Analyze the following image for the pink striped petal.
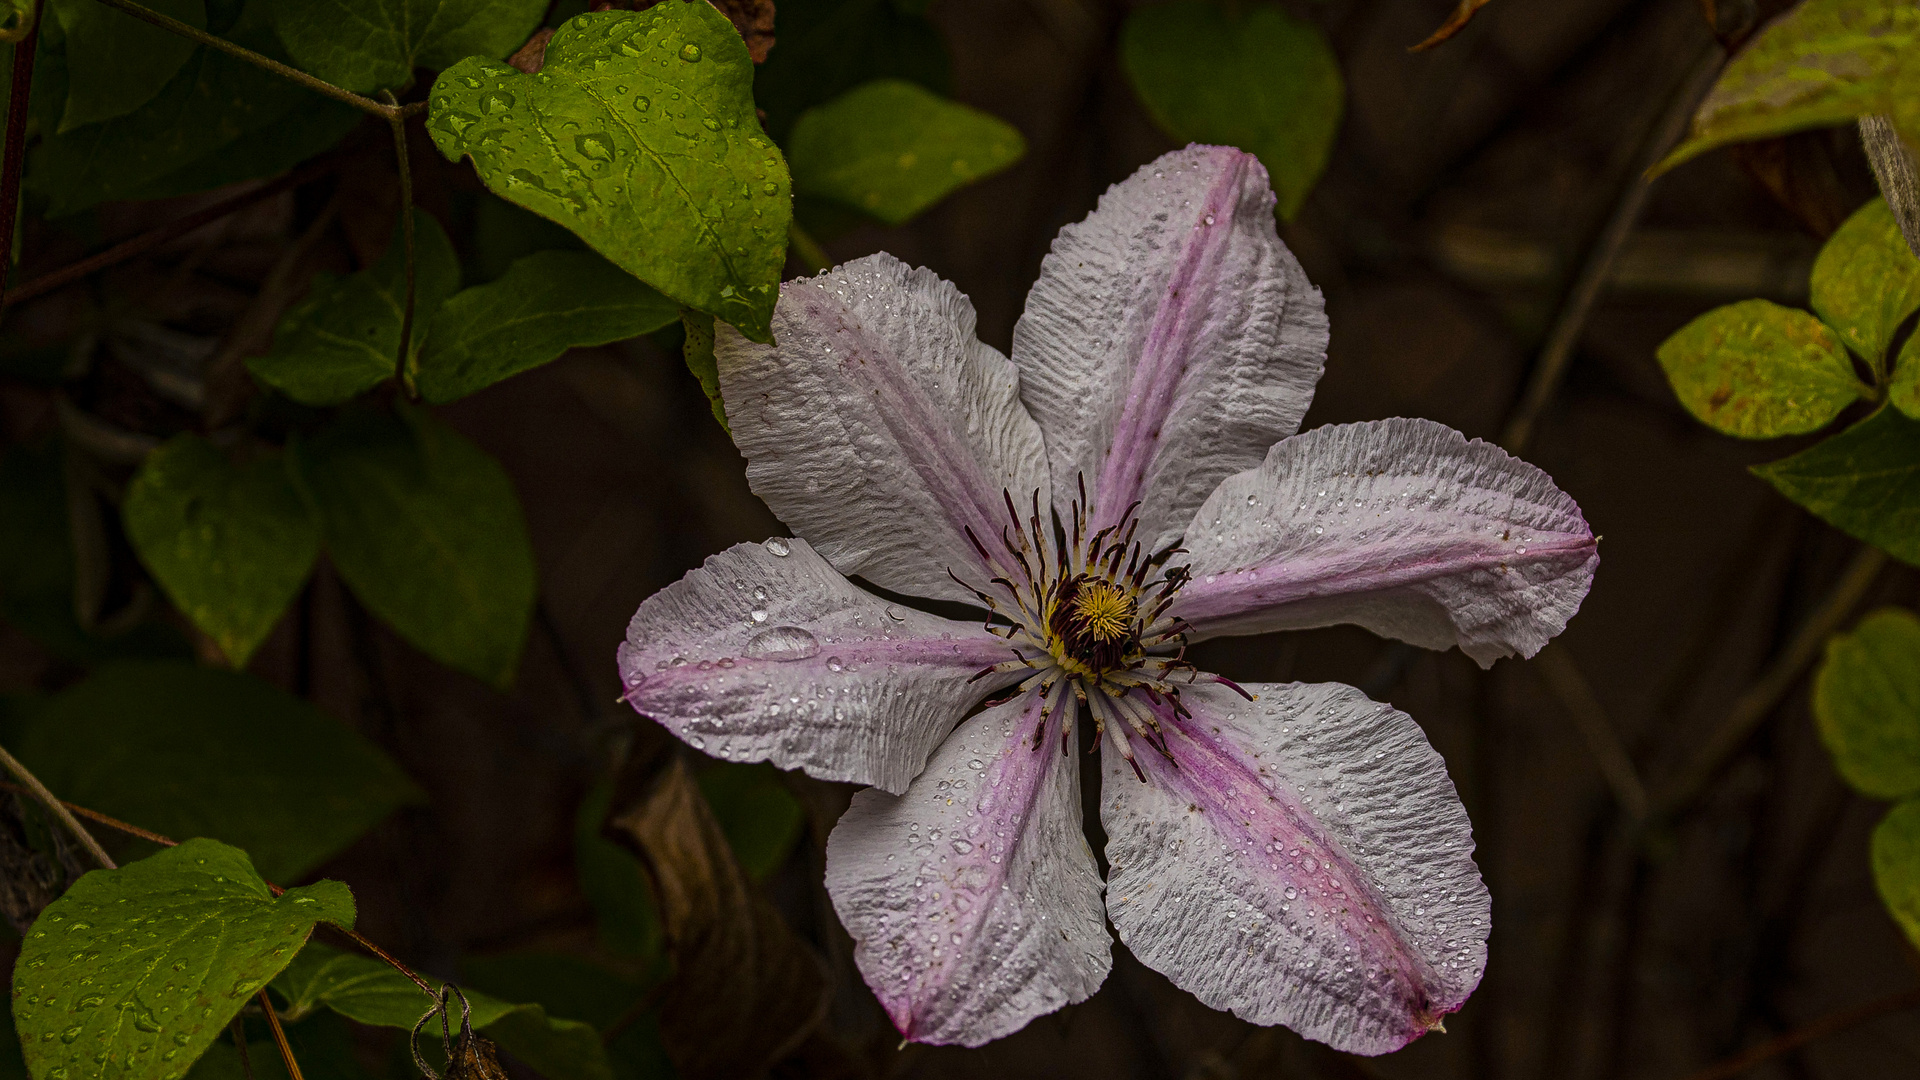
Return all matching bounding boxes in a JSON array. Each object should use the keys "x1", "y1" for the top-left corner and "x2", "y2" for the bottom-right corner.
[
  {"x1": 1012, "y1": 145, "x2": 1327, "y2": 550},
  {"x1": 826, "y1": 688, "x2": 1110, "y2": 1045},
  {"x1": 718, "y1": 254, "x2": 1050, "y2": 607},
  {"x1": 618, "y1": 538, "x2": 1020, "y2": 793},
  {"x1": 1103, "y1": 681, "x2": 1487, "y2": 1055},
  {"x1": 1171, "y1": 418, "x2": 1597, "y2": 666}
]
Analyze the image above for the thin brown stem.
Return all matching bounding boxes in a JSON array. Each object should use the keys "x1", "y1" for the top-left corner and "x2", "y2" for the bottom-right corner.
[
  {"x1": 1653, "y1": 544, "x2": 1887, "y2": 818},
  {"x1": 1500, "y1": 42, "x2": 1724, "y2": 454},
  {"x1": 2, "y1": 138, "x2": 374, "y2": 310},
  {"x1": 0, "y1": 744, "x2": 116, "y2": 869},
  {"x1": 382, "y1": 90, "x2": 419, "y2": 394},
  {"x1": 1679, "y1": 986, "x2": 1920, "y2": 1080},
  {"x1": 257, "y1": 990, "x2": 306, "y2": 1080},
  {"x1": 1535, "y1": 645, "x2": 1650, "y2": 821},
  {"x1": 85, "y1": 0, "x2": 424, "y2": 122},
  {"x1": 0, "y1": 6, "x2": 41, "y2": 304},
  {"x1": 230, "y1": 1018, "x2": 257, "y2": 1080},
  {"x1": 0, "y1": 779, "x2": 176, "y2": 847}
]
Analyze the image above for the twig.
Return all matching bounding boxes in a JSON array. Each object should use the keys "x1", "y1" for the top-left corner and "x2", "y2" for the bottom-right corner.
[
  {"x1": 1860, "y1": 116, "x2": 1920, "y2": 258},
  {"x1": 381, "y1": 91, "x2": 421, "y2": 395},
  {"x1": 0, "y1": 5, "x2": 40, "y2": 305},
  {"x1": 0, "y1": 777, "x2": 437, "y2": 995},
  {"x1": 1535, "y1": 645, "x2": 1650, "y2": 821},
  {"x1": 1500, "y1": 42, "x2": 1724, "y2": 454},
  {"x1": 1679, "y1": 986, "x2": 1920, "y2": 1080},
  {"x1": 231, "y1": 1017, "x2": 257, "y2": 1080},
  {"x1": 786, "y1": 222, "x2": 831, "y2": 276},
  {"x1": 87, "y1": 0, "x2": 421, "y2": 121},
  {"x1": 257, "y1": 990, "x2": 306, "y2": 1080},
  {"x1": 0, "y1": 744, "x2": 116, "y2": 869},
  {"x1": 1653, "y1": 544, "x2": 1887, "y2": 818},
  {"x1": 2, "y1": 138, "x2": 377, "y2": 310}
]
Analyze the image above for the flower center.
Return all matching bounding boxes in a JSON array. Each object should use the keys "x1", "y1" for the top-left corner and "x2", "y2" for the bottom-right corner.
[{"x1": 1050, "y1": 575, "x2": 1140, "y2": 676}]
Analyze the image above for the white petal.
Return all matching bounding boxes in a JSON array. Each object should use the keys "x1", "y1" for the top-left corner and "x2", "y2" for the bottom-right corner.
[
  {"x1": 1011, "y1": 145, "x2": 1327, "y2": 549},
  {"x1": 1102, "y1": 682, "x2": 1488, "y2": 1055},
  {"x1": 1171, "y1": 418, "x2": 1597, "y2": 666},
  {"x1": 826, "y1": 689, "x2": 1110, "y2": 1046},
  {"x1": 618, "y1": 538, "x2": 1022, "y2": 793},
  {"x1": 718, "y1": 254, "x2": 1051, "y2": 606}
]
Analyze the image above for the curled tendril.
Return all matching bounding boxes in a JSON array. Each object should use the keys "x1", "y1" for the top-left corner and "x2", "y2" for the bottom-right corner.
[{"x1": 409, "y1": 983, "x2": 473, "y2": 1080}]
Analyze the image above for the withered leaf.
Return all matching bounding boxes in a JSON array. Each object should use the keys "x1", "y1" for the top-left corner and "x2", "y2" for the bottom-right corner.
[
  {"x1": 608, "y1": 758, "x2": 827, "y2": 1080},
  {"x1": 1410, "y1": 0, "x2": 1494, "y2": 52},
  {"x1": 508, "y1": 28, "x2": 554, "y2": 74},
  {"x1": 445, "y1": 1032, "x2": 510, "y2": 1080}
]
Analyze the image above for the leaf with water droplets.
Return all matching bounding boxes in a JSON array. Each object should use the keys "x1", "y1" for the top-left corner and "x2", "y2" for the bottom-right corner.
[
  {"x1": 13, "y1": 839, "x2": 354, "y2": 1080},
  {"x1": 272, "y1": 0, "x2": 546, "y2": 94},
  {"x1": 786, "y1": 79, "x2": 1024, "y2": 226},
  {"x1": 427, "y1": 7, "x2": 790, "y2": 342},
  {"x1": 415, "y1": 250, "x2": 678, "y2": 403},
  {"x1": 122, "y1": 437, "x2": 321, "y2": 667}
]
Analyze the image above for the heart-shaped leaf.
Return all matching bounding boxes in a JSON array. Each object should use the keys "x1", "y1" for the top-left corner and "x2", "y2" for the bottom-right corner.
[
  {"x1": 1814, "y1": 608, "x2": 1920, "y2": 800},
  {"x1": 47, "y1": 0, "x2": 203, "y2": 131},
  {"x1": 295, "y1": 406, "x2": 536, "y2": 687},
  {"x1": 427, "y1": 7, "x2": 790, "y2": 341},
  {"x1": 14, "y1": 662, "x2": 423, "y2": 882},
  {"x1": 1120, "y1": 1, "x2": 1343, "y2": 219},
  {"x1": 1656, "y1": 298, "x2": 1862, "y2": 439},
  {"x1": 1811, "y1": 197, "x2": 1920, "y2": 368},
  {"x1": 1873, "y1": 798, "x2": 1920, "y2": 949},
  {"x1": 123, "y1": 437, "x2": 320, "y2": 667},
  {"x1": 787, "y1": 79, "x2": 1024, "y2": 226},
  {"x1": 249, "y1": 215, "x2": 462, "y2": 407},
  {"x1": 416, "y1": 250, "x2": 678, "y2": 404},
  {"x1": 13, "y1": 839, "x2": 354, "y2": 1080}
]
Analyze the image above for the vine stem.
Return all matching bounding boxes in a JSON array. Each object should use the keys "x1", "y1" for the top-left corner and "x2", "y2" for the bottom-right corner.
[
  {"x1": 86, "y1": 0, "x2": 425, "y2": 122},
  {"x1": 0, "y1": 778, "x2": 437, "y2": 996},
  {"x1": 230, "y1": 1018, "x2": 256, "y2": 1080},
  {"x1": 0, "y1": 1, "x2": 40, "y2": 306},
  {"x1": 0, "y1": 744, "x2": 116, "y2": 870},
  {"x1": 256, "y1": 991, "x2": 306, "y2": 1080},
  {"x1": 382, "y1": 90, "x2": 419, "y2": 395},
  {"x1": 1679, "y1": 985, "x2": 1920, "y2": 1080}
]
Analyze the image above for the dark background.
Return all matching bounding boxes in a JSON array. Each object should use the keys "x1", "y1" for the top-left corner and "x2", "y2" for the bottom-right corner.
[{"x1": 3, "y1": 0, "x2": 1918, "y2": 1077}]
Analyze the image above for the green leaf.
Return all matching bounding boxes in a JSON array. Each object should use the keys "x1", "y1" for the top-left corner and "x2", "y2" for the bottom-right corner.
[
  {"x1": 249, "y1": 215, "x2": 462, "y2": 407},
  {"x1": 183, "y1": 1013, "x2": 357, "y2": 1080},
  {"x1": 1658, "y1": 0, "x2": 1920, "y2": 173},
  {"x1": 26, "y1": 7, "x2": 359, "y2": 216},
  {"x1": 752, "y1": 0, "x2": 949, "y2": 143},
  {"x1": 123, "y1": 437, "x2": 321, "y2": 667},
  {"x1": 575, "y1": 778, "x2": 660, "y2": 960},
  {"x1": 272, "y1": 944, "x2": 612, "y2": 1080},
  {"x1": 1893, "y1": 330, "x2": 1920, "y2": 419},
  {"x1": 1754, "y1": 405, "x2": 1920, "y2": 565},
  {"x1": 271, "y1": 0, "x2": 545, "y2": 94},
  {"x1": 14, "y1": 662, "x2": 423, "y2": 882},
  {"x1": 678, "y1": 309, "x2": 727, "y2": 433},
  {"x1": 1811, "y1": 197, "x2": 1920, "y2": 368},
  {"x1": 416, "y1": 250, "x2": 678, "y2": 403},
  {"x1": 427, "y1": 7, "x2": 790, "y2": 342},
  {"x1": 47, "y1": 0, "x2": 204, "y2": 131},
  {"x1": 1813, "y1": 608, "x2": 1920, "y2": 799},
  {"x1": 13, "y1": 839, "x2": 354, "y2": 1080},
  {"x1": 696, "y1": 764, "x2": 803, "y2": 882},
  {"x1": 1655, "y1": 298, "x2": 1862, "y2": 438},
  {"x1": 469, "y1": 192, "x2": 586, "y2": 283},
  {"x1": 786, "y1": 79, "x2": 1022, "y2": 226},
  {"x1": 296, "y1": 406, "x2": 536, "y2": 687},
  {"x1": 1872, "y1": 798, "x2": 1920, "y2": 948},
  {"x1": 1120, "y1": 1, "x2": 1344, "y2": 220},
  {"x1": 458, "y1": 953, "x2": 645, "y2": 1031}
]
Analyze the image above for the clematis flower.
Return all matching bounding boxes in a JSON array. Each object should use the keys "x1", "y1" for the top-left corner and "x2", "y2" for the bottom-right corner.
[{"x1": 618, "y1": 145, "x2": 1597, "y2": 1055}]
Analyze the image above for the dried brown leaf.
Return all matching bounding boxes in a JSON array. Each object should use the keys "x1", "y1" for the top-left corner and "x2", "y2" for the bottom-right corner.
[
  {"x1": 508, "y1": 28, "x2": 554, "y2": 74},
  {"x1": 608, "y1": 759, "x2": 827, "y2": 1080},
  {"x1": 1409, "y1": 0, "x2": 1494, "y2": 52}
]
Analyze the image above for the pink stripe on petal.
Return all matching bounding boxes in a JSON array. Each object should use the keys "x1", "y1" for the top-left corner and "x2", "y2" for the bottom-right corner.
[
  {"x1": 826, "y1": 689, "x2": 1110, "y2": 1046},
  {"x1": 1103, "y1": 682, "x2": 1487, "y2": 1055}
]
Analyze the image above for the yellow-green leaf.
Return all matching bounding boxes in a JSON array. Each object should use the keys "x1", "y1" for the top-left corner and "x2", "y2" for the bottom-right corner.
[
  {"x1": 1656, "y1": 298, "x2": 1861, "y2": 438},
  {"x1": 1872, "y1": 798, "x2": 1920, "y2": 948},
  {"x1": 1813, "y1": 608, "x2": 1920, "y2": 799},
  {"x1": 1811, "y1": 197, "x2": 1920, "y2": 367}
]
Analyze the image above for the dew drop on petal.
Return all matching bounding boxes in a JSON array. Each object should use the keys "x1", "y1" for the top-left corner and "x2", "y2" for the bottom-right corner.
[
  {"x1": 744, "y1": 626, "x2": 821, "y2": 661},
  {"x1": 763, "y1": 538, "x2": 791, "y2": 557}
]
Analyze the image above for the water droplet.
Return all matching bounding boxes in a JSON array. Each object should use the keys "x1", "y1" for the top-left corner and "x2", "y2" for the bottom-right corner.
[
  {"x1": 743, "y1": 626, "x2": 821, "y2": 661},
  {"x1": 752, "y1": 585, "x2": 769, "y2": 601},
  {"x1": 1204, "y1": 214, "x2": 1216, "y2": 225},
  {"x1": 826, "y1": 656, "x2": 844, "y2": 672},
  {"x1": 575, "y1": 133, "x2": 615, "y2": 162},
  {"x1": 951, "y1": 839, "x2": 973, "y2": 854},
  {"x1": 749, "y1": 608, "x2": 769, "y2": 623},
  {"x1": 761, "y1": 181, "x2": 778, "y2": 195},
  {"x1": 680, "y1": 43, "x2": 702, "y2": 61},
  {"x1": 60, "y1": 1027, "x2": 81, "y2": 1045},
  {"x1": 634, "y1": 96, "x2": 651, "y2": 112},
  {"x1": 702, "y1": 117, "x2": 720, "y2": 131},
  {"x1": 480, "y1": 90, "x2": 514, "y2": 114},
  {"x1": 763, "y1": 537, "x2": 791, "y2": 557}
]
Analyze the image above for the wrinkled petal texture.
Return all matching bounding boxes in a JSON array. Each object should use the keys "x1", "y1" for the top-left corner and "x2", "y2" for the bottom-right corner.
[
  {"x1": 826, "y1": 690, "x2": 1110, "y2": 1046},
  {"x1": 1102, "y1": 682, "x2": 1488, "y2": 1055},
  {"x1": 619, "y1": 538, "x2": 1018, "y2": 793},
  {"x1": 717, "y1": 254, "x2": 1052, "y2": 606},
  {"x1": 1171, "y1": 418, "x2": 1597, "y2": 666},
  {"x1": 1012, "y1": 144, "x2": 1327, "y2": 550}
]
